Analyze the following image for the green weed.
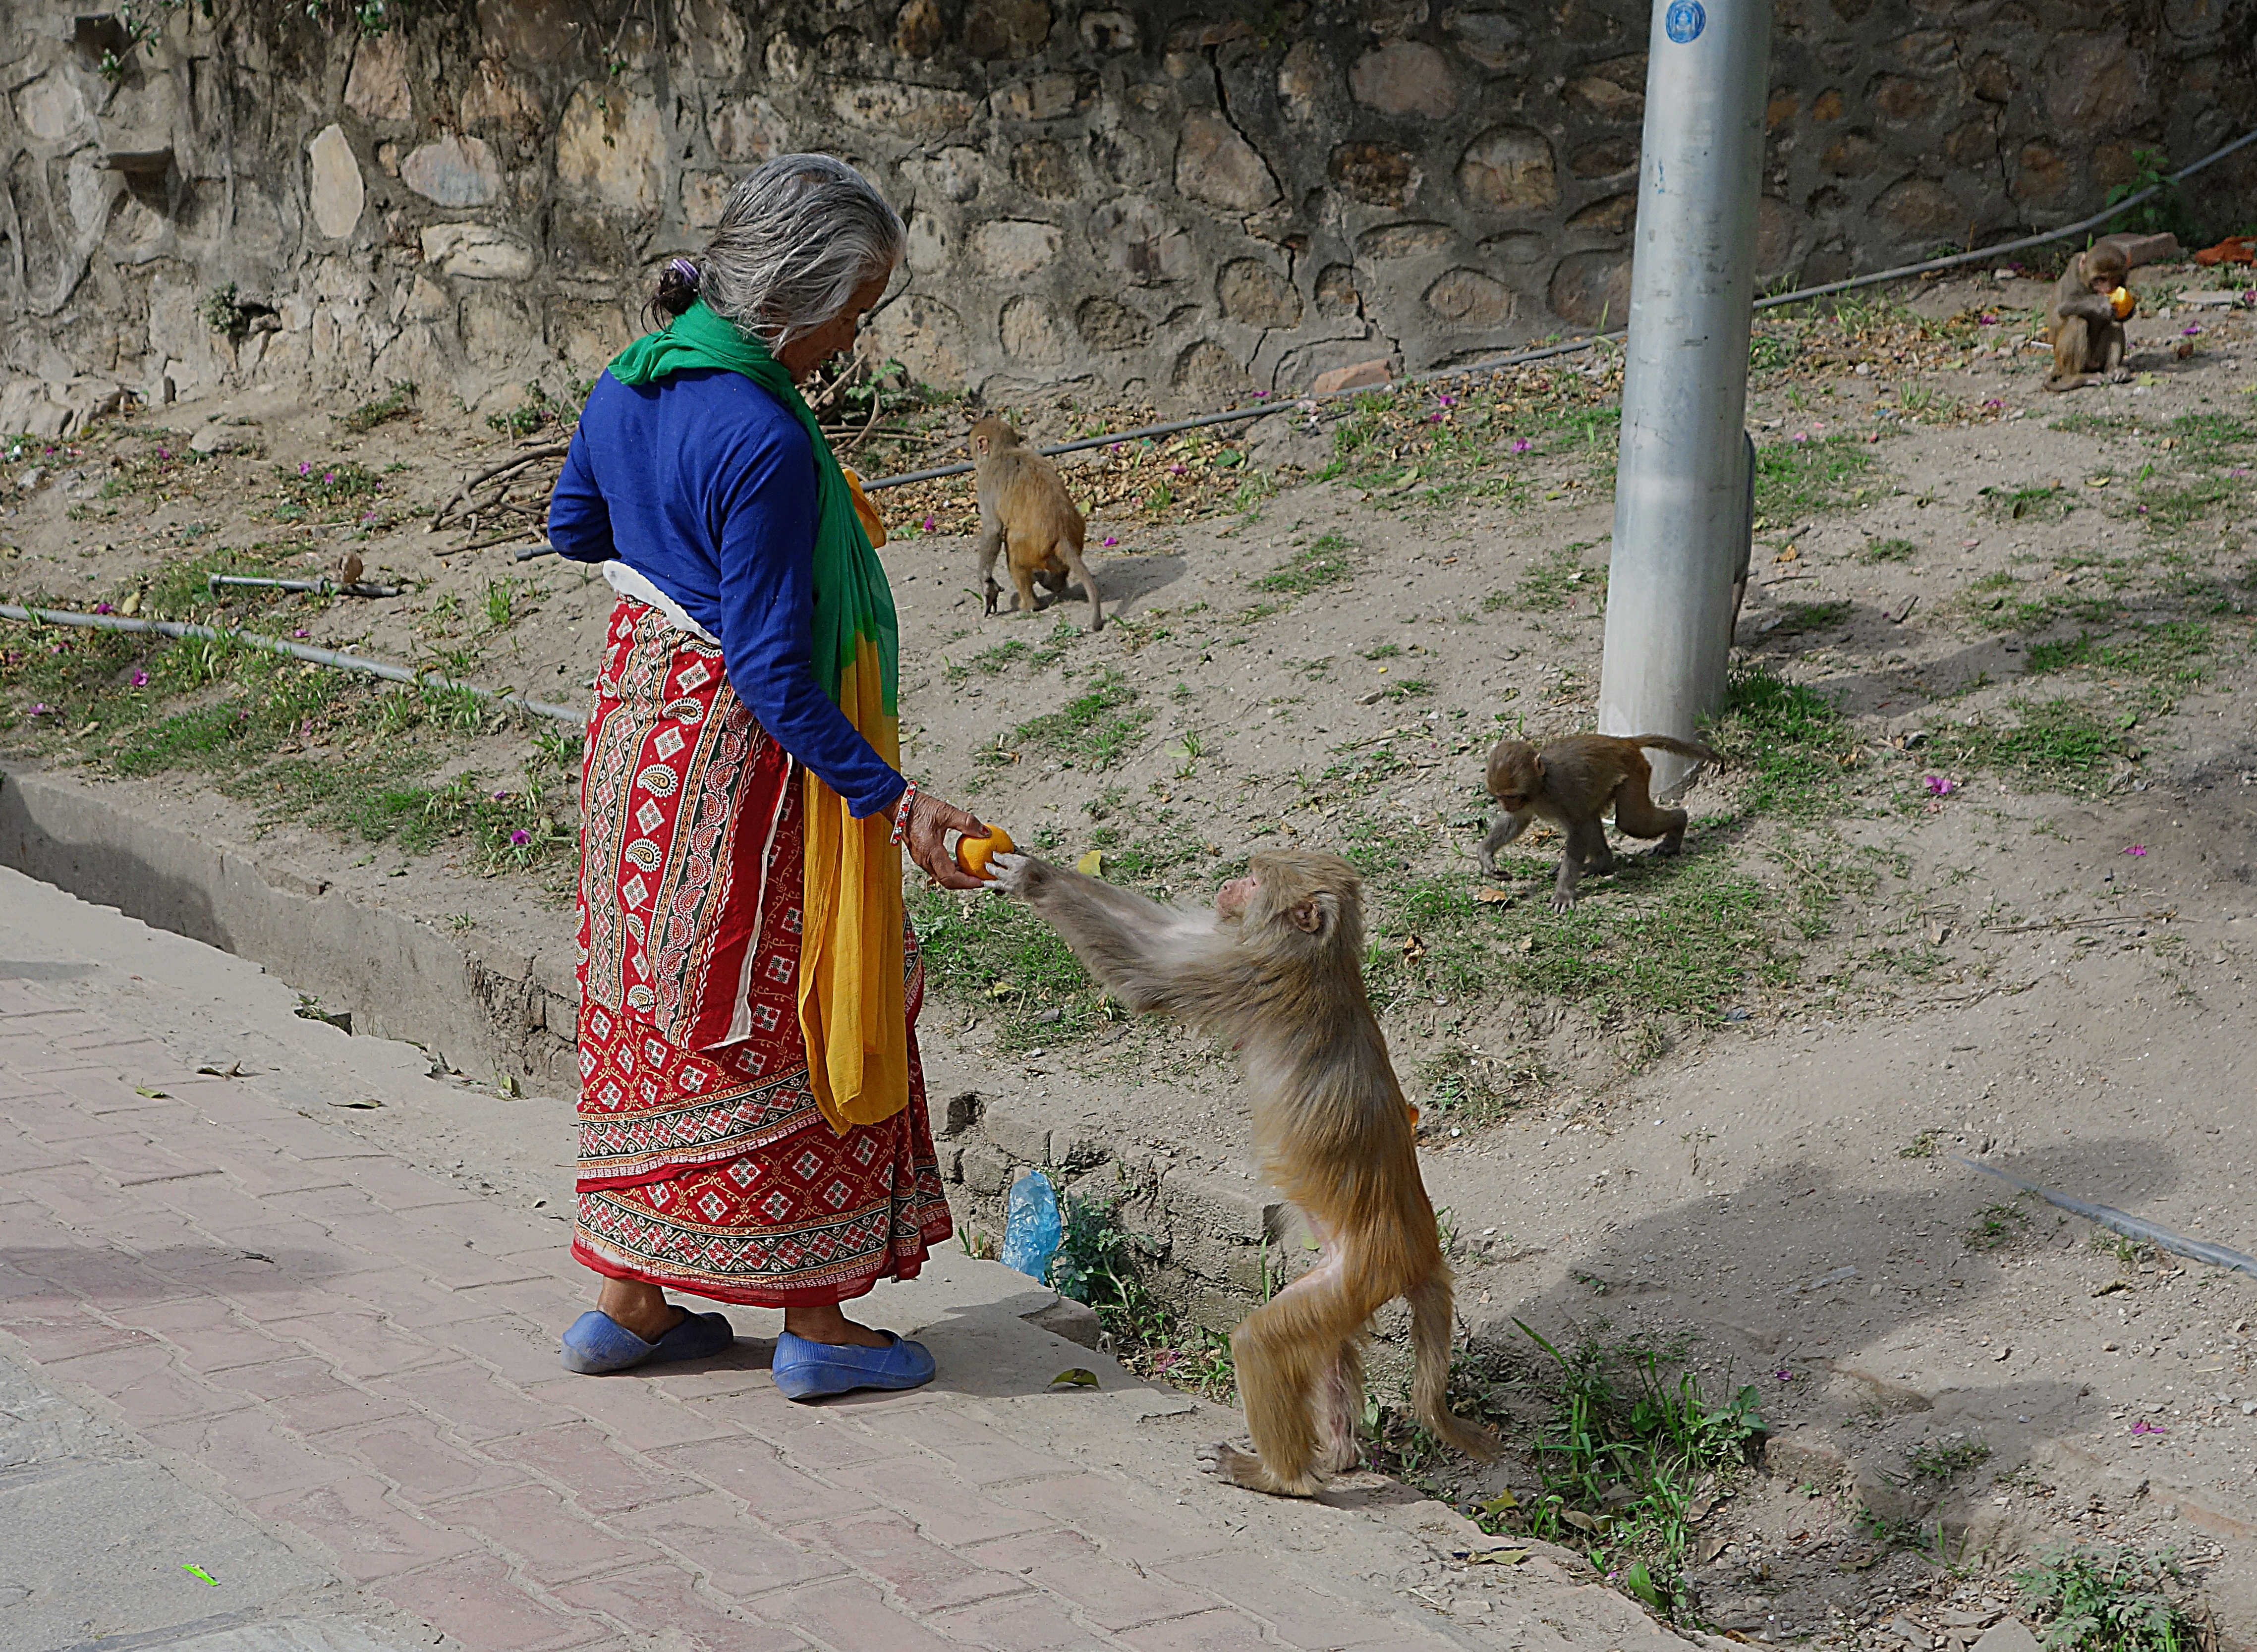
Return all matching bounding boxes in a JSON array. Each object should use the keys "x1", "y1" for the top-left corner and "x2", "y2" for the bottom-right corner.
[
  {"x1": 1981, "y1": 482, "x2": 2073, "y2": 523},
  {"x1": 2013, "y1": 1543, "x2": 2205, "y2": 1652},
  {"x1": 1754, "y1": 434, "x2": 1880, "y2": 519},
  {"x1": 1929, "y1": 698, "x2": 2135, "y2": 792},
  {"x1": 1512, "y1": 542, "x2": 1604, "y2": 611},
  {"x1": 1906, "y1": 1435, "x2": 1993, "y2": 1480},
  {"x1": 336, "y1": 381, "x2": 416, "y2": 434},
  {"x1": 1863, "y1": 537, "x2": 1918, "y2": 563},
  {"x1": 986, "y1": 669, "x2": 1151, "y2": 771},
  {"x1": 1256, "y1": 533, "x2": 1358, "y2": 595},
  {"x1": 1708, "y1": 667, "x2": 1858, "y2": 822}
]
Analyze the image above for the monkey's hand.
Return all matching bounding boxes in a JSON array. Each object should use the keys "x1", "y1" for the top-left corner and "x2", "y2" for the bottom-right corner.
[{"x1": 983, "y1": 850, "x2": 1043, "y2": 896}]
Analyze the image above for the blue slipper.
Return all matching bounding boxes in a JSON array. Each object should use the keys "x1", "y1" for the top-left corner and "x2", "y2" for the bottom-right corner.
[
  {"x1": 561, "y1": 1309, "x2": 735, "y2": 1375},
  {"x1": 771, "y1": 1329, "x2": 936, "y2": 1401}
]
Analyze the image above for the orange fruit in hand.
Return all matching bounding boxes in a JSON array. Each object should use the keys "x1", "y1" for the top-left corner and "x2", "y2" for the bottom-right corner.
[
  {"x1": 955, "y1": 826, "x2": 1016, "y2": 879},
  {"x1": 2110, "y1": 286, "x2": 2135, "y2": 321}
]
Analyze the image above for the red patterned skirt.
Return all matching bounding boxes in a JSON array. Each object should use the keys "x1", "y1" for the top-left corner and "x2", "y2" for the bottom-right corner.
[{"x1": 570, "y1": 599, "x2": 953, "y2": 1307}]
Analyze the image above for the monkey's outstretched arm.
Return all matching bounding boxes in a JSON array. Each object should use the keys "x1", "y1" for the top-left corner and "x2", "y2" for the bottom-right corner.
[
  {"x1": 989, "y1": 853, "x2": 1218, "y2": 1016},
  {"x1": 2056, "y1": 291, "x2": 2117, "y2": 325}
]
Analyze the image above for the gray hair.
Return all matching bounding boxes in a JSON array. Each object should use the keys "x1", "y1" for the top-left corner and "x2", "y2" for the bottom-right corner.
[{"x1": 694, "y1": 155, "x2": 904, "y2": 350}]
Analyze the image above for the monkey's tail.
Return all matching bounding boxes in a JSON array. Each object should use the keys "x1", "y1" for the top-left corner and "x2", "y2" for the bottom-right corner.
[
  {"x1": 1408, "y1": 1271, "x2": 1501, "y2": 1462},
  {"x1": 1631, "y1": 734, "x2": 1720, "y2": 765}
]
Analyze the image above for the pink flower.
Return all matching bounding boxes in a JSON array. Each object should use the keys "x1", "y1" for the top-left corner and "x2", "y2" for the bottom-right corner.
[
  {"x1": 508, "y1": 828, "x2": 532, "y2": 846},
  {"x1": 2132, "y1": 1418, "x2": 2166, "y2": 1435},
  {"x1": 1924, "y1": 775, "x2": 1954, "y2": 796},
  {"x1": 1428, "y1": 413, "x2": 1444, "y2": 424},
  {"x1": 1168, "y1": 462, "x2": 1186, "y2": 476},
  {"x1": 1252, "y1": 390, "x2": 1269, "y2": 400},
  {"x1": 1793, "y1": 431, "x2": 1809, "y2": 443},
  {"x1": 129, "y1": 669, "x2": 148, "y2": 687},
  {"x1": 1983, "y1": 398, "x2": 2004, "y2": 411},
  {"x1": 1774, "y1": 1367, "x2": 1794, "y2": 1382},
  {"x1": 292, "y1": 629, "x2": 309, "y2": 639},
  {"x1": 2124, "y1": 844, "x2": 2147, "y2": 857},
  {"x1": 299, "y1": 461, "x2": 311, "y2": 475},
  {"x1": 1101, "y1": 535, "x2": 1119, "y2": 547},
  {"x1": 156, "y1": 446, "x2": 170, "y2": 459},
  {"x1": 920, "y1": 514, "x2": 937, "y2": 533},
  {"x1": 1437, "y1": 394, "x2": 1456, "y2": 407},
  {"x1": 492, "y1": 790, "x2": 510, "y2": 801},
  {"x1": 29, "y1": 702, "x2": 48, "y2": 716},
  {"x1": 94, "y1": 601, "x2": 113, "y2": 614},
  {"x1": 2182, "y1": 323, "x2": 2201, "y2": 336},
  {"x1": 1510, "y1": 438, "x2": 1532, "y2": 454},
  {"x1": 322, "y1": 471, "x2": 335, "y2": 484}
]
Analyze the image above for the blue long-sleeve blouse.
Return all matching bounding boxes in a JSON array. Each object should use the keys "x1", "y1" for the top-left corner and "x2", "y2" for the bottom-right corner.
[{"x1": 547, "y1": 367, "x2": 904, "y2": 818}]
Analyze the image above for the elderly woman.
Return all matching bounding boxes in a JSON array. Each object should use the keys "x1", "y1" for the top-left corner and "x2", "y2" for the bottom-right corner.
[{"x1": 545, "y1": 155, "x2": 987, "y2": 1400}]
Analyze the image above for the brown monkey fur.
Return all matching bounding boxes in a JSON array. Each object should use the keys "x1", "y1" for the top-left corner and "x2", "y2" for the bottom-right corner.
[
  {"x1": 1480, "y1": 732, "x2": 1718, "y2": 912},
  {"x1": 968, "y1": 415, "x2": 1103, "y2": 631},
  {"x1": 2045, "y1": 238, "x2": 2138, "y2": 392},
  {"x1": 989, "y1": 847, "x2": 1497, "y2": 1496}
]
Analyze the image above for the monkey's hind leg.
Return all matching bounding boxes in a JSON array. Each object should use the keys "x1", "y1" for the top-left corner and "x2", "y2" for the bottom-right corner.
[
  {"x1": 1408, "y1": 1272, "x2": 1499, "y2": 1462},
  {"x1": 1199, "y1": 1257, "x2": 1351, "y2": 1497},
  {"x1": 1314, "y1": 1341, "x2": 1366, "y2": 1476},
  {"x1": 1008, "y1": 555, "x2": 1043, "y2": 618},
  {"x1": 1551, "y1": 818, "x2": 1613, "y2": 913},
  {"x1": 2046, "y1": 317, "x2": 2093, "y2": 392},
  {"x1": 2099, "y1": 321, "x2": 2131, "y2": 384},
  {"x1": 1612, "y1": 773, "x2": 1691, "y2": 857},
  {"x1": 1055, "y1": 539, "x2": 1104, "y2": 632}
]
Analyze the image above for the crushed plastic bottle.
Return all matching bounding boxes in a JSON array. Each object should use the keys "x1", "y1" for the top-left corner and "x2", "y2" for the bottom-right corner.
[{"x1": 998, "y1": 1168, "x2": 1062, "y2": 1282}]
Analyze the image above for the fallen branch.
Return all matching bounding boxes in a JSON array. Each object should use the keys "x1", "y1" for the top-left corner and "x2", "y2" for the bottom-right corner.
[
  {"x1": 431, "y1": 442, "x2": 570, "y2": 530},
  {"x1": 1987, "y1": 907, "x2": 2176, "y2": 935}
]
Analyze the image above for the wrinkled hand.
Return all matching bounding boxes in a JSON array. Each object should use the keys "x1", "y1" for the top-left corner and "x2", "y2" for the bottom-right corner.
[{"x1": 901, "y1": 790, "x2": 989, "y2": 891}]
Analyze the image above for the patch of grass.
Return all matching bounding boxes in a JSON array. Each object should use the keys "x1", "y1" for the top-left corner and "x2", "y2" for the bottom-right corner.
[
  {"x1": 908, "y1": 885, "x2": 1097, "y2": 1052},
  {"x1": 1507, "y1": 1324, "x2": 1768, "y2": 1621},
  {"x1": 1512, "y1": 542, "x2": 1603, "y2": 611},
  {"x1": 2136, "y1": 474, "x2": 2239, "y2": 533},
  {"x1": 1907, "y1": 1435, "x2": 1994, "y2": 1481},
  {"x1": 1415, "y1": 1045, "x2": 1539, "y2": 1126},
  {"x1": 1980, "y1": 482, "x2": 2073, "y2": 523},
  {"x1": 1929, "y1": 697, "x2": 2137, "y2": 792},
  {"x1": 1900, "y1": 1129, "x2": 1941, "y2": 1159},
  {"x1": 336, "y1": 381, "x2": 416, "y2": 434},
  {"x1": 965, "y1": 640, "x2": 1031, "y2": 676},
  {"x1": 1708, "y1": 667, "x2": 1858, "y2": 823},
  {"x1": 2050, "y1": 411, "x2": 2117, "y2": 437},
  {"x1": 486, "y1": 381, "x2": 568, "y2": 438},
  {"x1": 1863, "y1": 536, "x2": 1918, "y2": 563},
  {"x1": 1374, "y1": 676, "x2": 1433, "y2": 702},
  {"x1": 2166, "y1": 409, "x2": 2253, "y2": 459},
  {"x1": 1362, "y1": 642, "x2": 1404, "y2": 661},
  {"x1": 2023, "y1": 622, "x2": 2212, "y2": 689},
  {"x1": 1754, "y1": 434, "x2": 1880, "y2": 519},
  {"x1": 1255, "y1": 532, "x2": 1358, "y2": 595},
  {"x1": 1966, "y1": 1203, "x2": 2031, "y2": 1251},
  {"x1": 2013, "y1": 1543, "x2": 2205, "y2": 1652},
  {"x1": 986, "y1": 668, "x2": 1151, "y2": 772},
  {"x1": 1048, "y1": 1185, "x2": 1238, "y2": 1400}
]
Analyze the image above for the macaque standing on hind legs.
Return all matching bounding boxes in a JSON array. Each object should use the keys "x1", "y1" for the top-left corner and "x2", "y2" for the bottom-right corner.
[
  {"x1": 968, "y1": 415, "x2": 1103, "y2": 631},
  {"x1": 985, "y1": 848, "x2": 1498, "y2": 1496},
  {"x1": 1480, "y1": 732, "x2": 1718, "y2": 912}
]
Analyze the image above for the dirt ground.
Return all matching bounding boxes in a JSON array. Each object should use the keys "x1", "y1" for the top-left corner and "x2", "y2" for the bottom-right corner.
[{"x1": 5, "y1": 263, "x2": 2256, "y2": 1648}]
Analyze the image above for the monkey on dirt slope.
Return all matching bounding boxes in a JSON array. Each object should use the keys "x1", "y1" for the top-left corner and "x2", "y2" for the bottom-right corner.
[
  {"x1": 968, "y1": 415, "x2": 1103, "y2": 631},
  {"x1": 1480, "y1": 732, "x2": 1718, "y2": 912},
  {"x1": 986, "y1": 847, "x2": 1497, "y2": 1497},
  {"x1": 2045, "y1": 233, "x2": 2177, "y2": 392}
]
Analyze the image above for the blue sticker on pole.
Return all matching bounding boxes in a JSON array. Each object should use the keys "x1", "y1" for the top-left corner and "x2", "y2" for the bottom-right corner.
[{"x1": 1665, "y1": 0, "x2": 1705, "y2": 42}]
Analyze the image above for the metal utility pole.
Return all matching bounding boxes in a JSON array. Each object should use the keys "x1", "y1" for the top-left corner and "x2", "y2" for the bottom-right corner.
[{"x1": 1598, "y1": 0, "x2": 1773, "y2": 791}]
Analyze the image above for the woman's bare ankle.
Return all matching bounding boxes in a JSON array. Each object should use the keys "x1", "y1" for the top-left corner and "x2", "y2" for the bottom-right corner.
[
  {"x1": 596, "y1": 1277, "x2": 684, "y2": 1342},
  {"x1": 783, "y1": 1305, "x2": 894, "y2": 1348}
]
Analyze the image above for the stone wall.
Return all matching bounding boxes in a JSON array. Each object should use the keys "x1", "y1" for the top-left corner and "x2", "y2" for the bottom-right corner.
[{"x1": 5, "y1": 0, "x2": 2256, "y2": 433}]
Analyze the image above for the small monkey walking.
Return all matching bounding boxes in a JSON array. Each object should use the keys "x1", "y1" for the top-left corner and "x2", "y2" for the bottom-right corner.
[
  {"x1": 988, "y1": 848, "x2": 1497, "y2": 1496},
  {"x1": 968, "y1": 415, "x2": 1103, "y2": 631},
  {"x1": 1480, "y1": 732, "x2": 1717, "y2": 912}
]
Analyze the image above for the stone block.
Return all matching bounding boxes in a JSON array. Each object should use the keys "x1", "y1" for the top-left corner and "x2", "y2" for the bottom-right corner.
[
  {"x1": 964, "y1": 0, "x2": 1051, "y2": 59},
  {"x1": 556, "y1": 85, "x2": 661, "y2": 213},
  {"x1": 1076, "y1": 296, "x2": 1150, "y2": 349},
  {"x1": 1079, "y1": 9, "x2": 1136, "y2": 51},
  {"x1": 1278, "y1": 40, "x2": 1330, "y2": 122},
  {"x1": 939, "y1": 1091, "x2": 982, "y2": 1137},
  {"x1": 1021, "y1": 1296, "x2": 1103, "y2": 1348},
  {"x1": 1217, "y1": 259, "x2": 1300, "y2": 327},
  {"x1": 421, "y1": 223, "x2": 535, "y2": 281},
  {"x1": 306, "y1": 124, "x2": 363, "y2": 241},
  {"x1": 1972, "y1": 1622, "x2": 2043, "y2": 1652},
  {"x1": 959, "y1": 1141, "x2": 1011, "y2": 1197},
  {"x1": 1328, "y1": 142, "x2": 1417, "y2": 208},
  {"x1": 345, "y1": 30, "x2": 412, "y2": 122},
  {"x1": 979, "y1": 1102, "x2": 1050, "y2": 1165},
  {"x1": 1000, "y1": 296, "x2": 1066, "y2": 364},
  {"x1": 1088, "y1": 198, "x2": 1191, "y2": 285},
  {"x1": 401, "y1": 135, "x2": 501, "y2": 208},
  {"x1": 1426, "y1": 268, "x2": 1515, "y2": 328},
  {"x1": 972, "y1": 219, "x2": 1062, "y2": 279},
  {"x1": 1459, "y1": 126, "x2": 1559, "y2": 212},
  {"x1": 1312, "y1": 357, "x2": 1390, "y2": 395},
  {"x1": 1175, "y1": 110, "x2": 1280, "y2": 213},
  {"x1": 1351, "y1": 42, "x2": 1455, "y2": 118}
]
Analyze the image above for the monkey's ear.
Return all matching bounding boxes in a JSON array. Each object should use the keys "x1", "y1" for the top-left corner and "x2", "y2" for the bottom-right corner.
[{"x1": 1287, "y1": 893, "x2": 1334, "y2": 935}]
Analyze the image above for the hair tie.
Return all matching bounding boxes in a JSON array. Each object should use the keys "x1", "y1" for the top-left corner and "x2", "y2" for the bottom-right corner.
[{"x1": 668, "y1": 257, "x2": 700, "y2": 289}]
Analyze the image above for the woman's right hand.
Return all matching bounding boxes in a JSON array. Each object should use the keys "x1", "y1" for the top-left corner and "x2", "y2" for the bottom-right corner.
[{"x1": 900, "y1": 790, "x2": 992, "y2": 891}]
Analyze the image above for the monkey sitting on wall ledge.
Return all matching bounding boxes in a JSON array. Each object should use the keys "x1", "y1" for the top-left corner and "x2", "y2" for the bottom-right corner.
[
  {"x1": 1480, "y1": 732, "x2": 1718, "y2": 912},
  {"x1": 986, "y1": 848, "x2": 1498, "y2": 1496},
  {"x1": 968, "y1": 414, "x2": 1103, "y2": 631}
]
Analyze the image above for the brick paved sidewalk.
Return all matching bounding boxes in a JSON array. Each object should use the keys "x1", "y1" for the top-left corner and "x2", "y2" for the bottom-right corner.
[{"x1": 0, "y1": 867, "x2": 1706, "y2": 1652}]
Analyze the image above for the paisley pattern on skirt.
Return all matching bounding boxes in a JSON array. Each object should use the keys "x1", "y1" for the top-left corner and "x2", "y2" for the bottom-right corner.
[{"x1": 570, "y1": 599, "x2": 951, "y2": 1306}]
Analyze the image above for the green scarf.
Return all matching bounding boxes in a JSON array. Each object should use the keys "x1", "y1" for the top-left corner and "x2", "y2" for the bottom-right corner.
[
  {"x1": 606, "y1": 298, "x2": 898, "y2": 715},
  {"x1": 605, "y1": 297, "x2": 911, "y2": 1136}
]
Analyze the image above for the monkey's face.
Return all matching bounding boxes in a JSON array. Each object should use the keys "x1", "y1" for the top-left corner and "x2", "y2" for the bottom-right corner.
[
  {"x1": 1216, "y1": 874, "x2": 1259, "y2": 920},
  {"x1": 1241, "y1": 852, "x2": 1360, "y2": 945},
  {"x1": 2086, "y1": 252, "x2": 2129, "y2": 295},
  {"x1": 1488, "y1": 747, "x2": 1543, "y2": 813}
]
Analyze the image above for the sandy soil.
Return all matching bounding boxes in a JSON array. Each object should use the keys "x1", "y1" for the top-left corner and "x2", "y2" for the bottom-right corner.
[{"x1": 4, "y1": 265, "x2": 2256, "y2": 1646}]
